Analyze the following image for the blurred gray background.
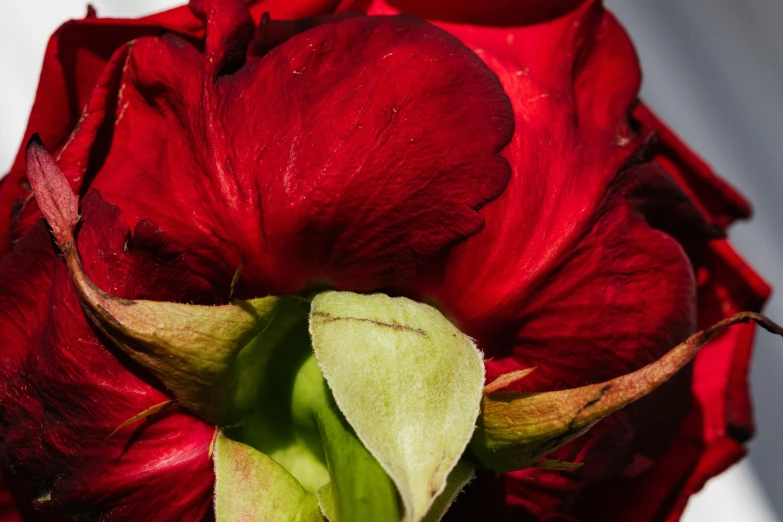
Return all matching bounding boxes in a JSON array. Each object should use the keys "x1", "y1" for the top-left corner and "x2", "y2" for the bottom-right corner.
[{"x1": 1, "y1": 1, "x2": 781, "y2": 520}]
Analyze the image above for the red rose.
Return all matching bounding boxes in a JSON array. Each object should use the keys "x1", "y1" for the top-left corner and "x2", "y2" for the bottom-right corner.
[{"x1": 0, "y1": 1, "x2": 774, "y2": 521}]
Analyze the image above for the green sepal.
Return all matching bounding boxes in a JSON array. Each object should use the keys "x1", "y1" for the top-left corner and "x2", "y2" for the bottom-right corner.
[
  {"x1": 229, "y1": 327, "x2": 330, "y2": 495},
  {"x1": 213, "y1": 432, "x2": 323, "y2": 522},
  {"x1": 421, "y1": 460, "x2": 474, "y2": 522},
  {"x1": 309, "y1": 291, "x2": 485, "y2": 522},
  {"x1": 314, "y1": 378, "x2": 401, "y2": 522},
  {"x1": 472, "y1": 312, "x2": 783, "y2": 472},
  {"x1": 316, "y1": 484, "x2": 336, "y2": 522}
]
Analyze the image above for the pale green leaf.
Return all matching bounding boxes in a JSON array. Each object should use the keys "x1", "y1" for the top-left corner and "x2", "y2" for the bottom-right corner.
[
  {"x1": 309, "y1": 291, "x2": 485, "y2": 522},
  {"x1": 314, "y1": 375, "x2": 401, "y2": 522},
  {"x1": 316, "y1": 484, "x2": 336, "y2": 521},
  {"x1": 421, "y1": 460, "x2": 474, "y2": 522},
  {"x1": 44, "y1": 191, "x2": 311, "y2": 425},
  {"x1": 213, "y1": 432, "x2": 323, "y2": 522},
  {"x1": 230, "y1": 328, "x2": 330, "y2": 494}
]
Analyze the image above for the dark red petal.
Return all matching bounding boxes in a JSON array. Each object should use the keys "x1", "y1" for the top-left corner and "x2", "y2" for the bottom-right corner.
[
  {"x1": 1, "y1": 193, "x2": 217, "y2": 520},
  {"x1": 372, "y1": 0, "x2": 672, "y2": 390},
  {"x1": 0, "y1": 10, "x2": 212, "y2": 255},
  {"x1": 10, "y1": 44, "x2": 134, "y2": 244},
  {"x1": 634, "y1": 103, "x2": 752, "y2": 229},
  {"x1": 619, "y1": 163, "x2": 723, "y2": 242},
  {"x1": 472, "y1": 181, "x2": 696, "y2": 392},
  {"x1": 0, "y1": 2, "x2": 370, "y2": 255},
  {"x1": 88, "y1": 14, "x2": 513, "y2": 294},
  {"x1": 0, "y1": 221, "x2": 55, "y2": 374},
  {"x1": 0, "y1": 466, "x2": 68, "y2": 522},
  {"x1": 377, "y1": 0, "x2": 645, "y2": 333},
  {"x1": 447, "y1": 175, "x2": 696, "y2": 517}
]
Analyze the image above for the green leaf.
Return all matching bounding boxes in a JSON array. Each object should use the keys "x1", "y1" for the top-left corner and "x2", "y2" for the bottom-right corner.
[
  {"x1": 72, "y1": 279, "x2": 308, "y2": 426},
  {"x1": 316, "y1": 484, "x2": 336, "y2": 521},
  {"x1": 230, "y1": 329, "x2": 330, "y2": 495},
  {"x1": 309, "y1": 291, "x2": 485, "y2": 522},
  {"x1": 472, "y1": 311, "x2": 783, "y2": 472},
  {"x1": 421, "y1": 460, "x2": 474, "y2": 522},
  {"x1": 214, "y1": 432, "x2": 323, "y2": 522},
  {"x1": 314, "y1": 377, "x2": 401, "y2": 522}
]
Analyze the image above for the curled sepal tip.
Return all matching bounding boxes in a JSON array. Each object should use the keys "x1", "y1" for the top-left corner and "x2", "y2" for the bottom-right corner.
[
  {"x1": 26, "y1": 138, "x2": 302, "y2": 425},
  {"x1": 310, "y1": 291, "x2": 485, "y2": 522},
  {"x1": 25, "y1": 134, "x2": 79, "y2": 248},
  {"x1": 472, "y1": 312, "x2": 783, "y2": 473}
]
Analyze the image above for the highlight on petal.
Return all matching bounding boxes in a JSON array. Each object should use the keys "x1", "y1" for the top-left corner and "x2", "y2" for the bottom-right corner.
[
  {"x1": 26, "y1": 138, "x2": 305, "y2": 425},
  {"x1": 4, "y1": 179, "x2": 216, "y2": 520},
  {"x1": 309, "y1": 291, "x2": 485, "y2": 522},
  {"x1": 472, "y1": 313, "x2": 783, "y2": 473},
  {"x1": 213, "y1": 432, "x2": 323, "y2": 522}
]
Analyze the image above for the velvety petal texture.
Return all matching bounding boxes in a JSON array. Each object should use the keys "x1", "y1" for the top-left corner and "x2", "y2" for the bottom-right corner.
[
  {"x1": 0, "y1": 193, "x2": 218, "y2": 520},
  {"x1": 82, "y1": 12, "x2": 512, "y2": 294},
  {"x1": 1, "y1": 1, "x2": 515, "y2": 519},
  {"x1": 0, "y1": 0, "x2": 770, "y2": 521},
  {"x1": 344, "y1": 0, "x2": 770, "y2": 520}
]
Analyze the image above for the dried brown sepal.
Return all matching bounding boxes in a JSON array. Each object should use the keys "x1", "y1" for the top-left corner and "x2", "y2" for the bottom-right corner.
[
  {"x1": 27, "y1": 139, "x2": 298, "y2": 425},
  {"x1": 472, "y1": 312, "x2": 783, "y2": 473},
  {"x1": 532, "y1": 459, "x2": 584, "y2": 471},
  {"x1": 106, "y1": 400, "x2": 178, "y2": 439},
  {"x1": 483, "y1": 367, "x2": 537, "y2": 394}
]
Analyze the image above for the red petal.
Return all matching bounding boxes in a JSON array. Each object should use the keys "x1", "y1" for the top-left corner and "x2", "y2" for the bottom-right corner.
[
  {"x1": 356, "y1": 1, "x2": 770, "y2": 520},
  {"x1": 0, "y1": 10, "x2": 212, "y2": 255},
  {"x1": 474, "y1": 176, "x2": 697, "y2": 392},
  {"x1": 366, "y1": 0, "x2": 678, "y2": 391},
  {"x1": 0, "y1": 3, "x2": 379, "y2": 254},
  {"x1": 0, "y1": 466, "x2": 68, "y2": 522},
  {"x1": 86, "y1": 14, "x2": 513, "y2": 294},
  {"x1": 634, "y1": 104, "x2": 752, "y2": 229},
  {"x1": 1, "y1": 193, "x2": 217, "y2": 520},
  {"x1": 10, "y1": 41, "x2": 134, "y2": 244},
  {"x1": 365, "y1": 1, "x2": 647, "y2": 334},
  {"x1": 570, "y1": 112, "x2": 769, "y2": 522}
]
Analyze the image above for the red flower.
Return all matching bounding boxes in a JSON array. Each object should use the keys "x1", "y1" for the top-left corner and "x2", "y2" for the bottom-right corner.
[{"x1": 0, "y1": 1, "x2": 770, "y2": 521}]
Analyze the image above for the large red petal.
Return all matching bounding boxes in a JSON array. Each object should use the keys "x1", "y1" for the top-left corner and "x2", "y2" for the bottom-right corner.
[
  {"x1": 361, "y1": 0, "x2": 683, "y2": 391},
  {"x1": 477, "y1": 173, "x2": 697, "y2": 391},
  {"x1": 86, "y1": 13, "x2": 513, "y2": 294},
  {"x1": 410, "y1": 1, "x2": 645, "y2": 333},
  {"x1": 0, "y1": 1, "x2": 346, "y2": 253}
]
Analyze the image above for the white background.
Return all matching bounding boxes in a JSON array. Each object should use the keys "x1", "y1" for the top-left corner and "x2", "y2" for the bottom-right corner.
[{"x1": 1, "y1": 1, "x2": 781, "y2": 521}]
